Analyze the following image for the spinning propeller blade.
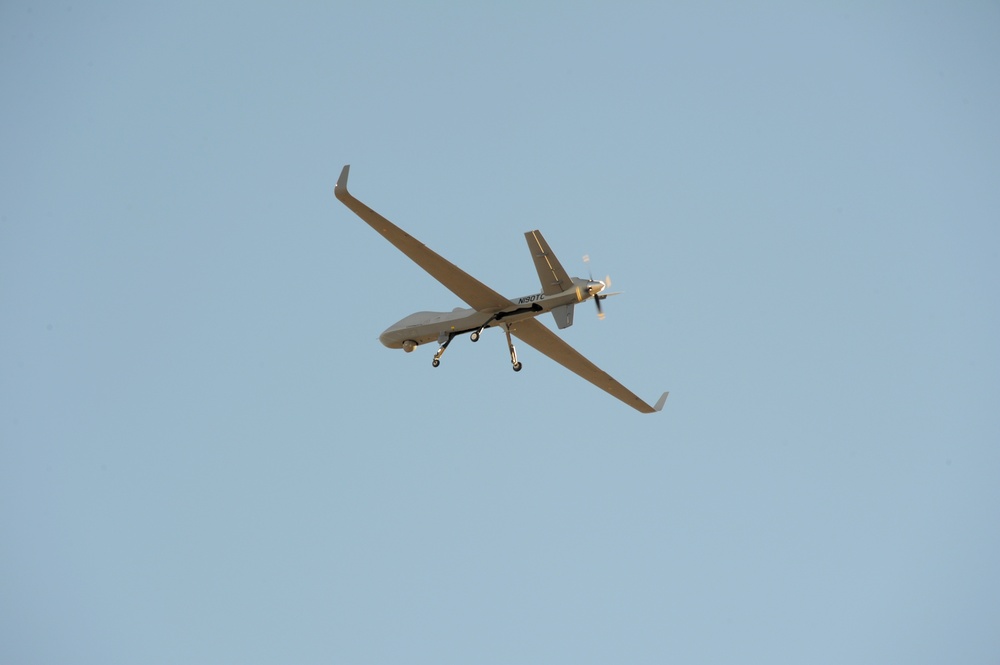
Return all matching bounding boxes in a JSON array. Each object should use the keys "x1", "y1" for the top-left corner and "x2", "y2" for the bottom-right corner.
[{"x1": 584, "y1": 255, "x2": 611, "y2": 320}]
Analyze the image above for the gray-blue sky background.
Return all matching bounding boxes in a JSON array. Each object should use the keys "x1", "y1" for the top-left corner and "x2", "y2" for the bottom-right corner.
[{"x1": 2, "y1": 3, "x2": 999, "y2": 663}]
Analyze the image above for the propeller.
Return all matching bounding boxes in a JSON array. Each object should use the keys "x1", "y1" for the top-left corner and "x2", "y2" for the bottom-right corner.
[{"x1": 583, "y1": 255, "x2": 615, "y2": 320}]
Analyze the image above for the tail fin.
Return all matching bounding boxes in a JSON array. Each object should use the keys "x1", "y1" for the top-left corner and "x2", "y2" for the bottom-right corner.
[
  {"x1": 525, "y1": 230, "x2": 573, "y2": 296},
  {"x1": 551, "y1": 304, "x2": 575, "y2": 329}
]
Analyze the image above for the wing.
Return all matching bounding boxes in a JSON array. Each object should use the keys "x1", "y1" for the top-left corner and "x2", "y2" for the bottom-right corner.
[
  {"x1": 508, "y1": 318, "x2": 668, "y2": 414},
  {"x1": 335, "y1": 165, "x2": 511, "y2": 312}
]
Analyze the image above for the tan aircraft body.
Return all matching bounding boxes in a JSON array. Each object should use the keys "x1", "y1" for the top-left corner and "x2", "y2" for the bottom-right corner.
[{"x1": 335, "y1": 165, "x2": 668, "y2": 414}]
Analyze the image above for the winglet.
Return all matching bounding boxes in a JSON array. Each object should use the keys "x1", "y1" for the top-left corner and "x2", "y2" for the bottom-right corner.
[
  {"x1": 653, "y1": 391, "x2": 669, "y2": 412},
  {"x1": 335, "y1": 164, "x2": 351, "y2": 201}
]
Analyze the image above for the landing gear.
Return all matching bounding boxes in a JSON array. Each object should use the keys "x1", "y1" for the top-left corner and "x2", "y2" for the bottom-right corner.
[
  {"x1": 470, "y1": 314, "x2": 498, "y2": 343},
  {"x1": 432, "y1": 333, "x2": 453, "y2": 368},
  {"x1": 503, "y1": 324, "x2": 522, "y2": 373},
  {"x1": 430, "y1": 326, "x2": 521, "y2": 372}
]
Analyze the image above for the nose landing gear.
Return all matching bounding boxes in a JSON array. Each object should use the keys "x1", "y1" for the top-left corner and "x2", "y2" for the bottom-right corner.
[{"x1": 431, "y1": 333, "x2": 453, "y2": 368}]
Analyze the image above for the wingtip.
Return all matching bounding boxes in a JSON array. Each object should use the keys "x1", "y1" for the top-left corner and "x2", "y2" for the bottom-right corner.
[
  {"x1": 335, "y1": 164, "x2": 350, "y2": 199},
  {"x1": 653, "y1": 391, "x2": 669, "y2": 412}
]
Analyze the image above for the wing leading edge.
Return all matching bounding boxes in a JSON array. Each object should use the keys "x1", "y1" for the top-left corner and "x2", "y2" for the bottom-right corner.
[
  {"x1": 335, "y1": 165, "x2": 510, "y2": 312},
  {"x1": 508, "y1": 318, "x2": 668, "y2": 414}
]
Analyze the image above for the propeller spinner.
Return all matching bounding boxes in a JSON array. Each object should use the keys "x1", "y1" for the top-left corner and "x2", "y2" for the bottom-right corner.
[{"x1": 583, "y1": 255, "x2": 613, "y2": 320}]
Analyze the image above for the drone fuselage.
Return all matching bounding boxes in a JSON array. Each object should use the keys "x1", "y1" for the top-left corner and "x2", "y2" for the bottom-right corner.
[{"x1": 379, "y1": 278, "x2": 601, "y2": 349}]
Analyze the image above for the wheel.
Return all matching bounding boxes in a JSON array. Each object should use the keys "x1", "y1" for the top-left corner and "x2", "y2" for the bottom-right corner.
[
  {"x1": 432, "y1": 359, "x2": 440, "y2": 367},
  {"x1": 470, "y1": 331, "x2": 480, "y2": 342},
  {"x1": 512, "y1": 362, "x2": 522, "y2": 372}
]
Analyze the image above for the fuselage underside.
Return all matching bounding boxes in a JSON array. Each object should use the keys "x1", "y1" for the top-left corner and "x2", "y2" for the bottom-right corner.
[{"x1": 379, "y1": 279, "x2": 597, "y2": 349}]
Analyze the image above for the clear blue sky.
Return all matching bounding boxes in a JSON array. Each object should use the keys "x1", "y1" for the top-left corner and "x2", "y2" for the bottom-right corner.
[{"x1": 3, "y1": 2, "x2": 999, "y2": 663}]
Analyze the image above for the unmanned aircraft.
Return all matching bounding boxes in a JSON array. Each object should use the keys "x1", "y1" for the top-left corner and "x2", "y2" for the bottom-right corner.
[{"x1": 334, "y1": 165, "x2": 668, "y2": 414}]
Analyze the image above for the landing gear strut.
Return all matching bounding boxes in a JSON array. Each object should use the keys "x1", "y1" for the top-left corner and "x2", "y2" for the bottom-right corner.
[
  {"x1": 470, "y1": 314, "x2": 498, "y2": 343},
  {"x1": 432, "y1": 333, "x2": 454, "y2": 368},
  {"x1": 504, "y1": 324, "x2": 522, "y2": 372}
]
